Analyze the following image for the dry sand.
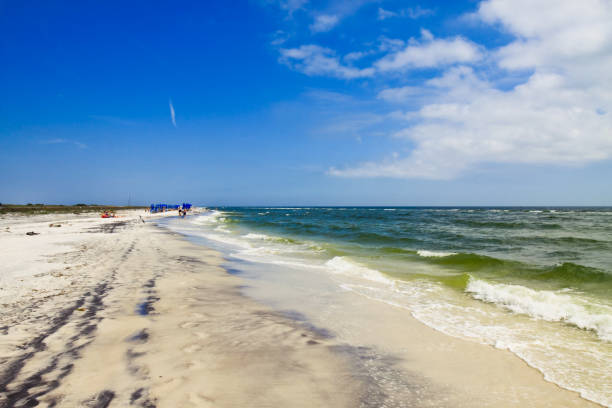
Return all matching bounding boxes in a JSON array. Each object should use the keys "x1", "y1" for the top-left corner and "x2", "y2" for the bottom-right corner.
[
  {"x1": 0, "y1": 211, "x2": 363, "y2": 407},
  {"x1": 0, "y1": 211, "x2": 601, "y2": 407}
]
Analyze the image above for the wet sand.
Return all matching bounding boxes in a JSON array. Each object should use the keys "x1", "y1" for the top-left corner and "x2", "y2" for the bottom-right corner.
[{"x1": 0, "y1": 212, "x2": 602, "y2": 407}]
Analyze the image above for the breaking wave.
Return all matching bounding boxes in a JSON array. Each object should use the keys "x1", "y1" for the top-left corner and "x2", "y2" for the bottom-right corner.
[{"x1": 466, "y1": 277, "x2": 612, "y2": 342}]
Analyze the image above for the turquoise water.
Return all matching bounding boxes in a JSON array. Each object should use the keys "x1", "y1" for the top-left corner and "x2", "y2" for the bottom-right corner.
[{"x1": 168, "y1": 207, "x2": 612, "y2": 406}]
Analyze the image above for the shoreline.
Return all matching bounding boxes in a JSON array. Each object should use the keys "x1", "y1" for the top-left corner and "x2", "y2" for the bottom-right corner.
[
  {"x1": 0, "y1": 211, "x2": 369, "y2": 407},
  {"x1": 0, "y1": 211, "x2": 603, "y2": 407}
]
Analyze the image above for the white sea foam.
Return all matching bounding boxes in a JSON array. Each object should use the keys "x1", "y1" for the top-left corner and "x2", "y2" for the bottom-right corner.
[
  {"x1": 231, "y1": 249, "x2": 327, "y2": 271},
  {"x1": 242, "y1": 233, "x2": 321, "y2": 252},
  {"x1": 236, "y1": 246, "x2": 280, "y2": 256},
  {"x1": 260, "y1": 207, "x2": 308, "y2": 210},
  {"x1": 207, "y1": 234, "x2": 251, "y2": 248},
  {"x1": 342, "y1": 279, "x2": 612, "y2": 407},
  {"x1": 417, "y1": 250, "x2": 457, "y2": 257},
  {"x1": 192, "y1": 211, "x2": 226, "y2": 225},
  {"x1": 325, "y1": 257, "x2": 393, "y2": 284},
  {"x1": 243, "y1": 233, "x2": 271, "y2": 240},
  {"x1": 466, "y1": 278, "x2": 612, "y2": 342},
  {"x1": 184, "y1": 225, "x2": 251, "y2": 248}
]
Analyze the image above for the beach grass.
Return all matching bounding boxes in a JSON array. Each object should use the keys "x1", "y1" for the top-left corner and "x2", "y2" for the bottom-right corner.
[{"x1": 0, "y1": 203, "x2": 146, "y2": 215}]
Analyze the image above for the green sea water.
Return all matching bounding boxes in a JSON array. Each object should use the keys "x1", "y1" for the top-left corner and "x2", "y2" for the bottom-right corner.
[{"x1": 169, "y1": 207, "x2": 612, "y2": 406}]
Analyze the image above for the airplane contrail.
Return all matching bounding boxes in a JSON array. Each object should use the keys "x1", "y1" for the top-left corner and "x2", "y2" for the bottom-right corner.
[{"x1": 169, "y1": 100, "x2": 176, "y2": 128}]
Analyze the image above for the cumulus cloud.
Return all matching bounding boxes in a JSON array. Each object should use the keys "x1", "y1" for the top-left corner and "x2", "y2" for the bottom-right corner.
[
  {"x1": 479, "y1": 0, "x2": 612, "y2": 71},
  {"x1": 331, "y1": 0, "x2": 612, "y2": 179},
  {"x1": 375, "y1": 29, "x2": 483, "y2": 71},
  {"x1": 279, "y1": 45, "x2": 375, "y2": 79},
  {"x1": 280, "y1": 30, "x2": 483, "y2": 80},
  {"x1": 270, "y1": 0, "x2": 611, "y2": 179},
  {"x1": 310, "y1": 14, "x2": 340, "y2": 32}
]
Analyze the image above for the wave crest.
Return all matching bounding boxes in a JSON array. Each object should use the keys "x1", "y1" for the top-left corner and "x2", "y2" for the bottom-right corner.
[
  {"x1": 417, "y1": 250, "x2": 457, "y2": 257},
  {"x1": 325, "y1": 257, "x2": 392, "y2": 284},
  {"x1": 466, "y1": 277, "x2": 612, "y2": 342}
]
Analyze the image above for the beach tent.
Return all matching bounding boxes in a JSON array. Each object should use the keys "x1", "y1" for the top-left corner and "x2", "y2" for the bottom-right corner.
[{"x1": 150, "y1": 203, "x2": 190, "y2": 213}]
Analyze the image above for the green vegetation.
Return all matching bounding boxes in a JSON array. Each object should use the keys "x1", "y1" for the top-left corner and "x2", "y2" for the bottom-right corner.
[{"x1": 0, "y1": 204, "x2": 146, "y2": 215}]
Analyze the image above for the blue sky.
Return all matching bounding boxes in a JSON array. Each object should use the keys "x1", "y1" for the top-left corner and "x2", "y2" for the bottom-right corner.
[{"x1": 1, "y1": 0, "x2": 611, "y2": 206}]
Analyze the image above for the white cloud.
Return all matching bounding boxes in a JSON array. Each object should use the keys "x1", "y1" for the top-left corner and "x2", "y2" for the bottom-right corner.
[
  {"x1": 42, "y1": 138, "x2": 68, "y2": 144},
  {"x1": 276, "y1": 0, "x2": 309, "y2": 15},
  {"x1": 40, "y1": 139, "x2": 87, "y2": 149},
  {"x1": 343, "y1": 51, "x2": 368, "y2": 62},
  {"x1": 279, "y1": 45, "x2": 375, "y2": 79},
  {"x1": 378, "y1": 6, "x2": 434, "y2": 20},
  {"x1": 310, "y1": 14, "x2": 340, "y2": 32},
  {"x1": 280, "y1": 31, "x2": 482, "y2": 79},
  {"x1": 273, "y1": 0, "x2": 612, "y2": 180},
  {"x1": 375, "y1": 29, "x2": 483, "y2": 71},
  {"x1": 169, "y1": 100, "x2": 176, "y2": 128},
  {"x1": 331, "y1": 0, "x2": 612, "y2": 179},
  {"x1": 377, "y1": 37, "x2": 406, "y2": 53},
  {"x1": 270, "y1": 30, "x2": 289, "y2": 46},
  {"x1": 406, "y1": 6, "x2": 435, "y2": 19},
  {"x1": 478, "y1": 0, "x2": 612, "y2": 71},
  {"x1": 305, "y1": 1, "x2": 377, "y2": 34},
  {"x1": 335, "y1": 67, "x2": 612, "y2": 176},
  {"x1": 377, "y1": 86, "x2": 423, "y2": 103},
  {"x1": 319, "y1": 112, "x2": 386, "y2": 135},
  {"x1": 377, "y1": 8, "x2": 397, "y2": 20}
]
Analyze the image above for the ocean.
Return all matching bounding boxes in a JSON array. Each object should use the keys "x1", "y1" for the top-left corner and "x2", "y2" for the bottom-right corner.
[{"x1": 163, "y1": 207, "x2": 611, "y2": 406}]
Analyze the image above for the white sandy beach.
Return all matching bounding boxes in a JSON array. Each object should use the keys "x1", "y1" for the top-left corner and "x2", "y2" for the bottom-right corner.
[{"x1": 0, "y1": 210, "x2": 602, "y2": 407}]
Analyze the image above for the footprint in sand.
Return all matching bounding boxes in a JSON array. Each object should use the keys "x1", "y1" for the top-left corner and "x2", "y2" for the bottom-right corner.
[
  {"x1": 182, "y1": 344, "x2": 202, "y2": 353},
  {"x1": 186, "y1": 360, "x2": 204, "y2": 370},
  {"x1": 188, "y1": 392, "x2": 215, "y2": 406},
  {"x1": 179, "y1": 321, "x2": 199, "y2": 329},
  {"x1": 193, "y1": 331, "x2": 209, "y2": 340}
]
